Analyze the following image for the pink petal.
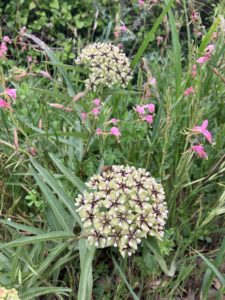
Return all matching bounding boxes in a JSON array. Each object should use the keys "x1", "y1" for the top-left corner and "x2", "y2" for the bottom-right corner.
[
  {"x1": 201, "y1": 120, "x2": 208, "y2": 130},
  {"x1": 192, "y1": 126, "x2": 202, "y2": 133},
  {"x1": 203, "y1": 130, "x2": 212, "y2": 143}
]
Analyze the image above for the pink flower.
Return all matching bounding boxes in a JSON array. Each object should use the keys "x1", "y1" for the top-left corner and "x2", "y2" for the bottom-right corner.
[
  {"x1": 3, "y1": 36, "x2": 11, "y2": 44},
  {"x1": 191, "y1": 144, "x2": 208, "y2": 159},
  {"x1": 81, "y1": 112, "x2": 87, "y2": 122},
  {"x1": 96, "y1": 128, "x2": 103, "y2": 136},
  {"x1": 157, "y1": 36, "x2": 164, "y2": 46},
  {"x1": 144, "y1": 115, "x2": 154, "y2": 124},
  {"x1": 93, "y1": 98, "x2": 101, "y2": 106},
  {"x1": 27, "y1": 56, "x2": 32, "y2": 63},
  {"x1": 0, "y1": 43, "x2": 7, "y2": 57},
  {"x1": 92, "y1": 107, "x2": 100, "y2": 117},
  {"x1": 120, "y1": 25, "x2": 127, "y2": 33},
  {"x1": 135, "y1": 105, "x2": 145, "y2": 115},
  {"x1": 108, "y1": 118, "x2": 119, "y2": 125},
  {"x1": 196, "y1": 55, "x2": 210, "y2": 65},
  {"x1": 114, "y1": 31, "x2": 120, "y2": 39},
  {"x1": 5, "y1": 88, "x2": 17, "y2": 100},
  {"x1": 149, "y1": 77, "x2": 157, "y2": 86},
  {"x1": 138, "y1": 0, "x2": 145, "y2": 6},
  {"x1": 192, "y1": 120, "x2": 213, "y2": 143},
  {"x1": 39, "y1": 71, "x2": 51, "y2": 79},
  {"x1": 184, "y1": 86, "x2": 195, "y2": 96},
  {"x1": 110, "y1": 127, "x2": 121, "y2": 137},
  {"x1": 191, "y1": 64, "x2": 197, "y2": 77},
  {"x1": 144, "y1": 103, "x2": 155, "y2": 113},
  {"x1": 0, "y1": 98, "x2": 10, "y2": 109},
  {"x1": 205, "y1": 44, "x2": 215, "y2": 56}
]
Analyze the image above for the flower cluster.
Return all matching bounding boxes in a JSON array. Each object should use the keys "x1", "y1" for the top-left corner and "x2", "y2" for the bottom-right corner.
[
  {"x1": 135, "y1": 103, "x2": 155, "y2": 124},
  {"x1": 197, "y1": 44, "x2": 215, "y2": 65},
  {"x1": 0, "y1": 286, "x2": 20, "y2": 300},
  {"x1": 75, "y1": 43, "x2": 132, "y2": 90},
  {"x1": 75, "y1": 165, "x2": 168, "y2": 257},
  {"x1": 191, "y1": 120, "x2": 213, "y2": 159}
]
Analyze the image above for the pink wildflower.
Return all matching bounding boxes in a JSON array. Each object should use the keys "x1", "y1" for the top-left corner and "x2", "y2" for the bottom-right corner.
[
  {"x1": 184, "y1": 86, "x2": 195, "y2": 96},
  {"x1": 27, "y1": 56, "x2": 32, "y2": 63},
  {"x1": 0, "y1": 98, "x2": 10, "y2": 109},
  {"x1": 196, "y1": 55, "x2": 210, "y2": 65},
  {"x1": 92, "y1": 107, "x2": 100, "y2": 117},
  {"x1": 0, "y1": 43, "x2": 7, "y2": 57},
  {"x1": 81, "y1": 112, "x2": 87, "y2": 122},
  {"x1": 96, "y1": 128, "x2": 103, "y2": 136},
  {"x1": 29, "y1": 147, "x2": 38, "y2": 156},
  {"x1": 135, "y1": 105, "x2": 145, "y2": 115},
  {"x1": 149, "y1": 77, "x2": 157, "y2": 86},
  {"x1": 157, "y1": 36, "x2": 164, "y2": 46},
  {"x1": 192, "y1": 120, "x2": 213, "y2": 143},
  {"x1": 205, "y1": 44, "x2": 215, "y2": 56},
  {"x1": 3, "y1": 36, "x2": 11, "y2": 44},
  {"x1": 108, "y1": 118, "x2": 119, "y2": 125},
  {"x1": 5, "y1": 88, "x2": 17, "y2": 100},
  {"x1": 93, "y1": 98, "x2": 101, "y2": 106},
  {"x1": 120, "y1": 25, "x2": 127, "y2": 33},
  {"x1": 39, "y1": 71, "x2": 51, "y2": 79},
  {"x1": 138, "y1": 0, "x2": 145, "y2": 6},
  {"x1": 144, "y1": 115, "x2": 154, "y2": 124},
  {"x1": 191, "y1": 64, "x2": 197, "y2": 77},
  {"x1": 110, "y1": 127, "x2": 121, "y2": 137},
  {"x1": 191, "y1": 144, "x2": 208, "y2": 159},
  {"x1": 144, "y1": 103, "x2": 155, "y2": 113}
]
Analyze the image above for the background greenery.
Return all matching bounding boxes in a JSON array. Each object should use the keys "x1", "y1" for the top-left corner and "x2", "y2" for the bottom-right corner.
[{"x1": 0, "y1": 0, "x2": 225, "y2": 299}]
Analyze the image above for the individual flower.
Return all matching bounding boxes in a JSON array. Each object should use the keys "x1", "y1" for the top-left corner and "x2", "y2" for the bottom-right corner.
[
  {"x1": 0, "y1": 286, "x2": 20, "y2": 300},
  {"x1": 110, "y1": 127, "x2": 121, "y2": 137},
  {"x1": 149, "y1": 77, "x2": 157, "y2": 86},
  {"x1": 108, "y1": 118, "x2": 119, "y2": 125},
  {"x1": 138, "y1": 0, "x2": 145, "y2": 6},
  {"x1": 144, "y1": 103, "x2": 155, "y2": 113},
  {"x1": 93, "y1": 98, "x2": 101, "y2": 106},
  {"x1": 75, "y1": 43, "x2": 132, "y2": 90},
  {"x1": 120, "y1": 25, "x2": 127, "y2": 33},
  {"x1": 191, "y1": 144, "x2": 207, "y2": 159},
  {"x1": 144, "y1": 115, "x2": 154, "y2": 124},
  {"x1": 0, "y1": 98, "x2": 11, "y2": 109},
  {"x1": 81, "y1": 112, "x2": 87, "y2": 122},
  {"x1": 197, "y1": 55, "x2": 210, "y2": 65},
  {"x1": 135, "y1": 105, "x2": 145, "y2": 115},
  {"x1": 92, "y1": 107, "x2": 100, "y2": 117},
  {"x1": 5, "y1": 88, "x2": 17, "y2": 100},
  {"x1": 3, "y1": 36, "x2": 11, "y2": 44},
  {"x1": 184, "y1": 86, "x2": 195, "y2": 96},
  {"x1": 96, "y1": 128, "x2": 103, "y2": 136},
  {"x1": 75, "y1": 165, "x2": 168, "y2": 257},
  {"x1": 157, "y1": 36, "x2": 164, "y2": 46},
  {"x1": 192, "y1": 120, "x2": 213, "y2": 143},
  {"x1": 39, "y1": 70, "x2": 51, "y2": 79},
  {"x1": 0, "y1": 43, "x2": 7, "y2": 58},
  {"x1": 27, "y1": 55, "x2": 32, "y2": 63},
  {"x1": 191, "y1": 64, "x2": 197, "y2": 77}
]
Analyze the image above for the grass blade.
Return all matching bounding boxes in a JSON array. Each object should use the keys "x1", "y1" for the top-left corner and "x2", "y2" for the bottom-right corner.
[{"x1": 131, "y1": 0, "x2": 175, "y2": 67}]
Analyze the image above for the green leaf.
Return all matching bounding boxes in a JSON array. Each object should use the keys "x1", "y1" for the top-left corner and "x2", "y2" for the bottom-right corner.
[
  {"x1": 197, "y1": 250, "x2": 225, "y2": 288},
  {"x1": 31, "y1": 166, "x2": 72, "y2": 231},
  {"x1": 78, "y1": 239, "x2": 95, "y2": 300},
  {"x1": 201, "y1": 237, "x2": 225, "y2": 298},
  {"x1": 131, "y1": 0, "x2": 175, "y2": 67},
  {"x1": 20, "y1": 287, "x2": 72, "y2": 299},
  {"x1": 0, "y1": 219, "x2": 45, "y2": 235},
  {"x1": 0, "y1": 231, "x2": 75, "y2": 250},
  {"x1": 49, "y1": 153, "x2": 89, "y2": 194},
  {"x1": 112, "y1": 255, "x2": 140, "y2": 300},
  {"x1": 30, "y1": 158, "x2": 81, "y2": 227}
]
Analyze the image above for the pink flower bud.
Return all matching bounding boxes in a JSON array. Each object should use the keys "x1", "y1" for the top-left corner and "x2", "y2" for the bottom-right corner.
[
  {"x1": 81, "y1": 112, "x2": 87, "y2": 122},
  {"x1": 135, "y1": 105, "x2": 145, "y2": 115},
  {"x1": 0, "y1": 98, "x2": 10, "y2": 109},
  {"x1": 144, "y1": 103, "x2": 155, "y2": 113},
  {"x1": 96, "y1": 128, "x2": 103, "y2": 136},
  {"x1": 108, "y1": 118, "x2": 119, "y2": 125},
  {"x1": 92, "y1": 107, "x2": 100, "y2": 117},
  {"x1": 93, "y1": 98, "x2": 101, "y2": 106},
  {"x1": 3, "y1": 36, "x2": 11, "y2": 44},
  {"x1": 110, "y1": 127, "x2": 121, "y2": 137},
  {"x1": 144, "y1": 115, "x2": 154, "y2": 124},
  {"x1": 5, "y1": 88, "x2": 17, "y2": 100},
  {"x1": 184, "y1": 87, "x2": 195, "y2": 96},
  {"x1": 191, "y1": 144, "x2": 207, "y2": 159}
]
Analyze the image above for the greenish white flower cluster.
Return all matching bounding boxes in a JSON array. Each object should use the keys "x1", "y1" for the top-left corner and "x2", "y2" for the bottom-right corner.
[
  {"x1": 75, "y1": 43, "x2": 132, "y2": 90},
  {"x1": 75, "y1": 165, "x2": 168, "y2": 257},
  {"x1": 0, "y1": 286, "x2": 20, "y2": 300}
]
